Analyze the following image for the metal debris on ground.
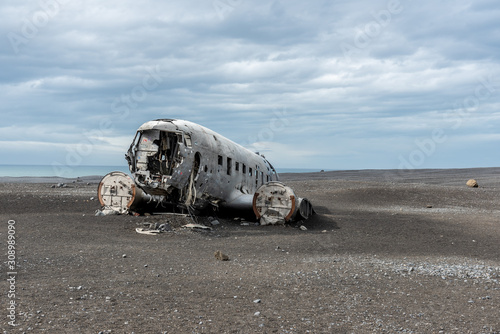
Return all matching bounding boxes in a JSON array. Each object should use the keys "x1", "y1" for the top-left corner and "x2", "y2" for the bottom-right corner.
[
  {"x1": 135, "y1": 228, "x2": 161, "y2": 235},
  {"x1": 95, "y1": 208, "x2": 120, "y2": 216},
  {"x1": 183, "y1": 223, "x2": 212, "y2": 230},
  {"x1": 135, "y1": 222, "x2": 172, "y2": 235}
]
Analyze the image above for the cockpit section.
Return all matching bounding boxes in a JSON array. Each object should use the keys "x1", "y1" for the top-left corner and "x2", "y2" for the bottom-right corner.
[{"x1": 126, "y1": 129, "x2": 186, "y2": 190}]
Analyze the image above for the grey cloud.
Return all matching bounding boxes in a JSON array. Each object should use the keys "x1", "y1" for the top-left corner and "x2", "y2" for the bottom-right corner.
[{"x1": 1, "y1": 0, "x2": 500, "y2": 169}]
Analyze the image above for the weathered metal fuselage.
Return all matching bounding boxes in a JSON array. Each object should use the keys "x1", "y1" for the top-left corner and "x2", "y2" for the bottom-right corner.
[{"x1": 125, "y1": 119, "x2": 279, "y2": 212}]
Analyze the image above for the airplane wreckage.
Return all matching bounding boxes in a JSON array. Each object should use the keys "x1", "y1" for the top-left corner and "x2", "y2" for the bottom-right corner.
[{"x1": 97, "y1": 119, "x2": 314, "y2": 225}]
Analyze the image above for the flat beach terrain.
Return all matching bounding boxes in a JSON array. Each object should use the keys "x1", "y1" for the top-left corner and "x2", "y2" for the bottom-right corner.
[{"x1": 1, "y1": 168, "x2": 500, "y2": 333}]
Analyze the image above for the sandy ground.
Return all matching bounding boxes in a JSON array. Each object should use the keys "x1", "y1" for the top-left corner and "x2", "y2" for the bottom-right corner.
[{"x1": 1, "y1": 168, "x2": 500, "y2": 333}]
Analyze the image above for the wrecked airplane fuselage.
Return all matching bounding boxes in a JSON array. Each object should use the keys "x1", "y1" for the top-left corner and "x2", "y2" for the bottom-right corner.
[
  {"x1": 125, "y1": 119, "x2": 279, "y2": 211},
  {"x1": 99, "y1": 119, "x2": 313, "y2": 224}
]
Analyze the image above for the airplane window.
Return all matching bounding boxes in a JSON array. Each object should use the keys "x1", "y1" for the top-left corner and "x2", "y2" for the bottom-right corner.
[
  {"x1": 184, "y1": 134, "x2": 192, "y2": 147},
  {"x1": 235, "y1": 162, "x2": 240, "y2": 172},
  {"x1": 138, "y1": 131, "x2": 160, "y2": 150},
  {"x1": 242, "y1": 164, "x2": 246, "y2": 174},
  {"x1": 249, "y1": 167, "x2": 252, "y2": 177},
  {"x1": 131, "y1": 131, "x2": 141, "y2": 148},
  {"x1": 227, "y1": 157, "x2": 232, "y2": 175},
  {"x1": 218, "y1": 155, "x2": 223, "y2": 165}
]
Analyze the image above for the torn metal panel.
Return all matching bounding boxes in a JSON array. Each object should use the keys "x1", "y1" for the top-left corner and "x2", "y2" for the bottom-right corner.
[
  {"x1": 136, "y1": 228, "x2": 162, "y2": 235},
  {"x1": 183, "y1": 223, "x2": 212, "y2": 230}
]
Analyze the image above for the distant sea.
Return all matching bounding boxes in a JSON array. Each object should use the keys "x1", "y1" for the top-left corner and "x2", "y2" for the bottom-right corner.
[{"x1": 0, "y1": 165, "x2": 330, "y2": 178}]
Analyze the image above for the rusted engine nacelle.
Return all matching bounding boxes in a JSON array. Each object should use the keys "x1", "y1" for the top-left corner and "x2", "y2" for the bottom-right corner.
[
  {"x1": 252, "y1": 181, "x2": 314, "y2": 225},
  {"x1": 97, "y1": 171, "x2": 168, "y2": 214}
]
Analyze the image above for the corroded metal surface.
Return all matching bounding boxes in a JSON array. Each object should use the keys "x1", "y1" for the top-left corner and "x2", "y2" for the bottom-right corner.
[{"x1": 253, "y1": 181, "x2": 314, "y2": 225}]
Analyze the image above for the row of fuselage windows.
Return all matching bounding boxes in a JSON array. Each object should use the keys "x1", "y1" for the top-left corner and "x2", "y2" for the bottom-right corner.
[{"x1": 218, "y1": 155, "x2": 270, "y2": 184}]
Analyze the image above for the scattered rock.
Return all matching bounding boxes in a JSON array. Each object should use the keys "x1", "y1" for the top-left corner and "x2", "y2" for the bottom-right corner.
[
  {"x1": 210, "y1": 219, "x2": 220, "y2": 226},
  {"x1": 466, "y1": 179, "x2": 478, "y2": 188},
  {"x1": 214, "y1": 250, "x2": 229, "y2": 261},
  {"x1": 426, "y1": 205, "x2": 433, "y2": 208},
  {"x1": 253, "y1": 299, "x2": 261, "y2": 303},
  {"x1": 300, "y1": 225, "x2": 308, "y2": 231},
  {"x1": 51, "y1": 183, "x2": 67, "y2": 188}
]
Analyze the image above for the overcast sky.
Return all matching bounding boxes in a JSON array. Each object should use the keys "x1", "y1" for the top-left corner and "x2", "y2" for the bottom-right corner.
[{"x1": 1, "y1": 0, "x2": 499, "y2": 171}]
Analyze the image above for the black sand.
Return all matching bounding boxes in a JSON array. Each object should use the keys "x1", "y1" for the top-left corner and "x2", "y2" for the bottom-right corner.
[{"x1": 1, "y1": 168, "x2": 499, "y2": 333}]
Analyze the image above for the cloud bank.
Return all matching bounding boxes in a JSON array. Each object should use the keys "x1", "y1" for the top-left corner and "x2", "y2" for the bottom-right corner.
[{"x1": 1, "y1": 0, "x2": 499, "y2": 171}]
